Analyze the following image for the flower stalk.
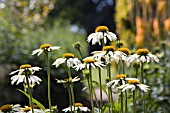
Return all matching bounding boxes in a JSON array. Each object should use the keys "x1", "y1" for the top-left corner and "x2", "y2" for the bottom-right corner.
[
  {"x1": 67, "y1": 67, "x2": 76, "y2": 113},
  {"x1": 45, "y1": 52, "x2": 52, "y2": 113},
  {"x1": 25, "y1": 71, "x2": 34, "y2": 113},
  {"x1": 133, "y1": 90, "x2": 136, "y2": 113},
  {"x1": 98, "y1": 67, "x2": 103, "y2": 113}
]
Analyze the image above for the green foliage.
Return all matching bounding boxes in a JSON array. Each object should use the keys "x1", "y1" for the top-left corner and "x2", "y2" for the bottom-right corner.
[{"x1": 17, "y1": 89, "x2": 46, "y2": 110}]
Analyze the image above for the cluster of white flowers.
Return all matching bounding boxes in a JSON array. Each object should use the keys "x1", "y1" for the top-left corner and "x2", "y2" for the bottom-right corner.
[{"x1": 7, "y1": 25, "x2": 160, "y2": 113}]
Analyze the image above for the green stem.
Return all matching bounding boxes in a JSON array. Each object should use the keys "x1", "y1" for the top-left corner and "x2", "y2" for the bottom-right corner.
[
  {"x1": 98, "y1": 68, "x2": 103, "y2": 113},
  {"x1": 107, "y1": 64, "x2": 113, "y2": 113},
  {"x1": 68, "y1": 87, "x2": 73, "y2": 113},
  {"x1": 25, "y1": 73, "x2": 34, "y2": 113},
  {"x1": 92, "y1": 86, "x2": 100, "y2": 109},
  {"x1": 77, "y1": 48, "x2": 83, "y2": 59},
  {"x1": 122, "y1": 61, "x2": 127, "y2": 113},
  {"x1": 89, "y1": 67, "x2": 94, "y2": 113},
  {"x1": 141, "y1": 62, "x2": 145, "y2": 113},
  {"x1": 121, "y1": 92, "x2": 124, "y2": 113},
  {"x1": 67, "y1": 68, "x2": 76, "y2": 113},
  {"x1": 45, "y1": 52, "x2": 52, "y2": 113},
  {"x1": 136, "y1": 67, "x2": 138, "y2": 78},
  {"x1": 133, "y1": 90, "x2": 136, "y2": 113}
]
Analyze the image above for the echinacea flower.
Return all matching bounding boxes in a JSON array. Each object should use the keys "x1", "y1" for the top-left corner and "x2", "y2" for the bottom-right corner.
[
  {"x1": 87, "y1": 26, "x2": 117, "y2": 45},
  {"x1": 117, "y1": 78, "x2": 150, "y2": 92},
  {"x1": 9, "y1": 64, "x2": 42, "y2": 85},
  {"x1": 74, "y1": 56, "x2": 105, "y2": 71},
  {"x1": 52, "y1": 53, "x2": 81, "y2": 68},
  {"x1": 106, "y1": 74, "x2": 127, "y2": 88},
  {"x1": 92, "y1": 46, "x2": 125, "y2": 64},
  {"x1": 117, "y1": 47, "x2": 130, "y2": 60},
  {"x1": 56, "y1": 76, "x2": 80, "y2": 83},
  {"x1": 0, "y1": 104, "x2": 22, "y2": 113},
  {"x1": 62, "y1": 103, "x2": 90, "y2": 112},
  {"x1": 31, "y1": 43, "x2": 60, "y2": 56},
  {"x1": 126, "y1": 49, "x2": 159, "y2": 64},
  {"x1": 22, "y1": 106, "x2": 46, "y2": 113}
]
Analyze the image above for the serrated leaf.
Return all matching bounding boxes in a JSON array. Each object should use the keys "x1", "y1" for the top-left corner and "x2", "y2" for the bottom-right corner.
[{"x1": 17, "y1": 89, "x2": 46, "y2": 110}]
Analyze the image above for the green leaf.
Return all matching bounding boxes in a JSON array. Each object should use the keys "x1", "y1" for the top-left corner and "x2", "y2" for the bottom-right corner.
[
  {"x1": 114, "y1": 100, "x2": 121, "y2": 111},
  {"x1": 92, "y1": 81, "x2": 108, "y2": 96},
  {"x1": 145, "y1": 99, "x2": 159, "y2": 112},
  {"x1": 17, "y1": 89, "x2": 46, "y2": 110},
  {"x1": 102, "y1": 102, "x2": 110, "y2": 113}
]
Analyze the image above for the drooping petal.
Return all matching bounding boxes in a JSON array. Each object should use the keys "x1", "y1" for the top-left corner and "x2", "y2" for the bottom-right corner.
[{"x1": 52, "y1": 58, "x2": 66, "y2": 67}]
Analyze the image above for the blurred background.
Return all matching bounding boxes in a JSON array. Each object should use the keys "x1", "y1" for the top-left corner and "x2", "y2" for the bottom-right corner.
[{"x1": 0, "y1": 0, "x2": 170, "y2": 112}]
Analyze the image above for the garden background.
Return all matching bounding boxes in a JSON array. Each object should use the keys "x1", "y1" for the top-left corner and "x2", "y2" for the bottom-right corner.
[{"x1": 0, "y1": 0, "x2": 170, "y2": 112}]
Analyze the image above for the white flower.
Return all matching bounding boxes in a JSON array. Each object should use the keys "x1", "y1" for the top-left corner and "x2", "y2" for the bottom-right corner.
[
  {"x1": 52, "y1": 53, "x2": 81, "y2": 68},
  {"x1": 126, "y1": 49, "x2": 159, "y2": 65},
  {"x1": 93, "y1": 46, "x2": 126, "y2": 64},
  {"x1": 87, "y1": 26, "x2": 117, "y2": 45},
  {"x1": 9, "y1": 64, "x2": 42, "y2": 85},
  {"x1": 56, "y1": 76, "x2": 80, "y2": 83},
  {"x1": 31, "y1": 44, "x2": 60, "y2": 56},
  {"x1": 22, "y1": 106, "x2": 46, "y2": 113},
  {"x1": 117, "y1": 78, "x2": 150, "y2": 92},
  {"x1": 106, "y1": 74, "x2": 127, "y2": 88},
  {"x1": 62, "y1": 103, "x2": 90, "y2": 112},
  {"x1": 0, "y1": 104, "x2": 22, "y2": 113},
  {"x1": 74, "y1": 56, "x2": 105, "y2": 71}
]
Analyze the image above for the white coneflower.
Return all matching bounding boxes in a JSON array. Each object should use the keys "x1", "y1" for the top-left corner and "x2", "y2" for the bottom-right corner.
[
  {"x1": 126, "y1": 49, "x2": 159, "y2": 64},
  {"x1": 87, "y1": 26, "x2": 117, "y2": 45},
  {"x1": 31, "y1": 43, "x2": 60, "y2": 56},
  {"x1": 22, "y1": 106, "x2": 46, "y2": 113},
  {"x1": 0, "y1": 104, "x2": 22, "y2": 113},
  {"x1": 52, "y1": 53, "x2": 81, "y2": 68},
  {"x1": 118, "y1": 78, "x2": 150, "y2": 92},
  {"x1": 106, "y1": 74, "x2": 127, "y2": 88},
  {"x1": 62, "y1": 103, "x2": 90, "y2": 112},
  {"x1": 56, "y1": 76, "x2": 80, "y2": 83},
  {"x1": 9, "y1": 64, "x2": 42, "y2": 85},
  {"x1": 74, "y1": 56, "x2": 105, "y2": 71}
]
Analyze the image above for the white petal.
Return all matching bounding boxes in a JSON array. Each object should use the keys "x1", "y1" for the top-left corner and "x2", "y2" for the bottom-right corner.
[
  {"x1": 52, "y1": 58, "x2": 66, "y2": 67},
  {"x1": 31, "y1": 49, "x2": 42, "y2": 55}
]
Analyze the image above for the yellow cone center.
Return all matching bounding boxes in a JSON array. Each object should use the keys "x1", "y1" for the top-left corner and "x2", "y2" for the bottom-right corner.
[
  {"x1": 128, "y1": 79, "x2": 140, "y2": 84},
  {"x1": 136, "y1": 49, "x2": 149, "y2": 56},
  {"x1": 74, "y1": 103, "x2": 83, "y2": 107},
  {"x1": 20, "y1": 64, "x2": 31, "y2": 69},
  {"x1": 102, "y1": 46, "x2": 115, "y2": 51},
  {"x1": 95, "y1": 26, "x2": 109, "y2": 32},
  {"x1": 117, "y1": 48, "x2": 130, "y2": 55},
  {"x1": 62, "y1": 53, "x2": 75, "y2": 58},
  {"x1": 83, "y1": 57, "x2": 95, "y2": 63},
  {"x1": 40, "y1": 44, "x2": 52, "y2": 49},
  {"x1": 22, "y1": 107, "x2": 31, "y2": 112},
  {"x1": 0, "y1": 104, "x2": 12, "y2": 112},
  {"x1": 115, "y1": 74, "x2": 127, "y2": 79}
]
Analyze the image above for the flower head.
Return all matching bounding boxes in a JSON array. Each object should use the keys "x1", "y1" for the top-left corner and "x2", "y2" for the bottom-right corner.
[
  {"x1": 74, "y1": 56, "x2": 105, "y2": 71},
  {"x1": 22, "y1": 106, "x2": 46, "y2": 113},
  {"x1": 31, "y1": 43, "x2": 60, "y2": 56},
  {"x1": 106, "y1": 74, "x2": 127, "y2": 88},
  {"x1": 93, "y1": 46, "x2": 126, "y2": 64},
  {"x1": 9, "y1": 64, "x2": 42, "y2": 85},
  {"x1": 52, "y1": 53, "x2": 81, "y2": 68},
  {"x1": 62, "y1": 103, "x2": 90, "y2": 112},
  {"x1": 118, "y1": 78, "x2": 150, "y2": 92},
  {"x1": 0, "y1": 104, "x2": 22, "y2": 113},
  {"x1": 126, "y1": 48, "x2": 159, "y2": 65},
  {"x1": 87, "y1": 26, "x2": 117, "y2": 45},
  {"x1": 56, "y1": 76, "x2": 80, "y2": 84}
]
